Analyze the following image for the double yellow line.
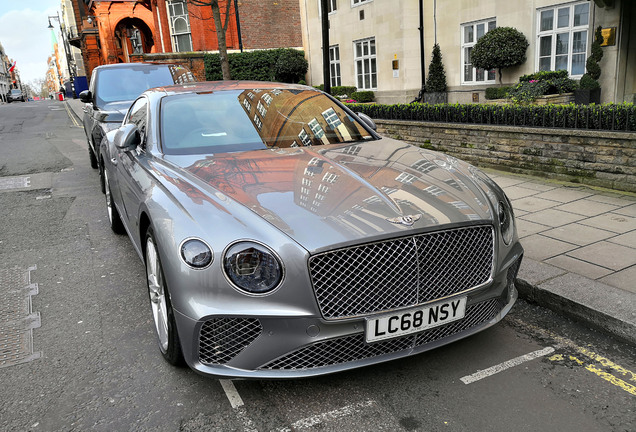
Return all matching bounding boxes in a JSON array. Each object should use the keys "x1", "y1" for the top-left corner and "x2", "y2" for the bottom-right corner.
[
  {"x1": 64, "y1": 102, "x2": 82, "y2": 128},
  {"x1": 512, "y1": 319, "x2": 636, "y2": 396}
]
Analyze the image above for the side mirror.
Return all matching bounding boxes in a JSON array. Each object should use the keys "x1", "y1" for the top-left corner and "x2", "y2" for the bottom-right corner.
[
  {"x1": 357, "y1": 112, "x2": 377, "y2": 131},
  {"x1": 79, "y1": 90, "x2": 92, "y2": 103},
  {"x1": 114, "y1": 124, "x2": 141, "y2": 150}
]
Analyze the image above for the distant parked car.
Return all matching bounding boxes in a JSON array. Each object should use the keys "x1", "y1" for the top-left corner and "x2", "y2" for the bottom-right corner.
[
  {"x1": 100, "y1": 81, "x2": 523, "y2": 378},
  {"x1": 79, "y1": 62, "x2": 196, "y2": 191},
  {"x1": 7, "y1": 89, "x2": 25, "y2": 102}
]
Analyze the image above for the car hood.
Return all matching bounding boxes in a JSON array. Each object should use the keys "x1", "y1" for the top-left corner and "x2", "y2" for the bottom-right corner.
[
  {"x1": 95, "y1": 100, "x2": 132, "y2": 123},
  {"x1": 163, "y1": 138, "x2": 494, "y2": 251}
]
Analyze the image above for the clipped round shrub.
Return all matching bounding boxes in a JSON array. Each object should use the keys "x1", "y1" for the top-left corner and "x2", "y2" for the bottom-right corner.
[
  {"x1": 471, "y1": 27, "x2": 529, "y2": 81},
  {"x1": 274, "y1": 49, "x2": 309, "y2": 83}
]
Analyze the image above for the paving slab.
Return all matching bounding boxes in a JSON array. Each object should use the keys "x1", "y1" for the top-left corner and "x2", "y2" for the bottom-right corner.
[
  {"x1": 554, "y1": 199, "x2": 619, "y2": 217},
  {"x1": 541, "y1": 223, "x2": 616, "y2": 246},
  {"x1": 534, "y1": 188, "x2": 595, "y2": 203},
  {"x1": 519, "y1": 234, "x2": 578, "y2": 261},
  {"x1": 567, "y1": 241, "x2": 636, "y2": 271},
  {"x1": 600, "y1": 266, "x2": 636, "y2": 294},
  {"x1": 515, "y1": 219, "x2": 550, "y2": 238},
  {"x1": 519, "y1": 208, "x2": 586, "y2": 227},
  {"x1": 607, "y1": 231, "x2": 636, "y2": 248},
  {"x1": 579, "y1": 212, "x2": 636, "y2": 233},
  {"x1": 545, "y1": 255, "x2": 614, "y2": 280},
  {"x1": 511, "y1": 196, "x2": 560, "y2": 213}
]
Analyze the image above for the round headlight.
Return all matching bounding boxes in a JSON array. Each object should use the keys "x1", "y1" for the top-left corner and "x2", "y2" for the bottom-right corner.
[
  {"x1": 498, "y1": 200, "x2": 514, "y2": 245},
  {"x1": 180, "y1": 239, "x2": 213, "y2": 269},
  {"x1": 223, "y1": 242, "x2": 283, "y2": 294}
]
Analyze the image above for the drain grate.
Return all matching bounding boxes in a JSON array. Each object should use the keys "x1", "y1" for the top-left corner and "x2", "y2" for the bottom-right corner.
[
  {"x1": 0, "y1": 266, "x2": 41, "y2": 369},
  {"x1": 0, "y1": 176, "x2": 31, "y2": 191}
]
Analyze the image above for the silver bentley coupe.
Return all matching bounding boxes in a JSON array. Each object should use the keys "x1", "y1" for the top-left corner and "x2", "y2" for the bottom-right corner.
[{"x1": 101, "y1": 81, "x2": 523, "y2": 378}]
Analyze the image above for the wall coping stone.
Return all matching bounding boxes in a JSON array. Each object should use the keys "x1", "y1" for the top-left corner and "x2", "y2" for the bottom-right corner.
[{"x1": 374, "y1": 119, "x2": 636, "y2": 142}]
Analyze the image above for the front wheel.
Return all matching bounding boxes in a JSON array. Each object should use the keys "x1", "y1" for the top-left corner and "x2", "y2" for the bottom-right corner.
[{"x1": 145, "y1": 227, "x2": 185, "y2": 366}]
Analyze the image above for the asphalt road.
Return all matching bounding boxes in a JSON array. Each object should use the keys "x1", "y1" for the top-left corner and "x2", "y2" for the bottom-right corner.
[{"x1": 0, "y1": 100, "x2": 634, "y2": 432}]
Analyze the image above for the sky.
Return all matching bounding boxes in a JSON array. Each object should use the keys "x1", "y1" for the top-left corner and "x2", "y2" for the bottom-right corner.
[{"x1": 0, "y1": 0, "x2": 60, "y2": 85}]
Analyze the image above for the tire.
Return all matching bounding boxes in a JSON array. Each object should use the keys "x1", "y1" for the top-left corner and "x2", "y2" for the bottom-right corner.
[
  {"x1": 98, "y1": 159, "x2": 106, "y2": 194},
  {"x1": 145, "y1": 227, "x2": 185, "y2": 366},
  {"x1": 104, "y1": 170, "x2": 125, "y2": 234},
  {"x1": 88, "y1": 144, "x2": 98, "y2": 169}
]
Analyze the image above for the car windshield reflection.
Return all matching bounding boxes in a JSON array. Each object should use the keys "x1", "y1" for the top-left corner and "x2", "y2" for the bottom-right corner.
[{"x1": 160, "y1": 88, "x2": 374, "y2": 155}]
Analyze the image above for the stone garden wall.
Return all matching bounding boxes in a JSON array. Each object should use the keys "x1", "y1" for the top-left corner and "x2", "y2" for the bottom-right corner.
[{"x1": 376, "y1": 120, "x2": 636, "y2": 193}]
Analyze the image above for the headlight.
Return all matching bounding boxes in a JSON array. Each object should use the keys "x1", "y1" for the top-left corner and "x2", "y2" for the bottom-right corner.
[
  {"x1": 498, "y1": 199, "x2": 514, "y2": 245},
  {"x1": 180, "y1": 238, "x2": 213, "y2": 269},
  {"x1": 223, "y1": 242, "x2": 283, "y2": 294}
]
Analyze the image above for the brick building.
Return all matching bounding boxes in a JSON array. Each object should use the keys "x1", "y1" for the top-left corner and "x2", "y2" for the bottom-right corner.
[{"x1": 67, "y1": 0, "x2": 303, "y2": 83}]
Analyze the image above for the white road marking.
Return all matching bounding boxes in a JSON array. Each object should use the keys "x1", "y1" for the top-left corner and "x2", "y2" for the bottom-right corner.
[
  {"x1": 219, "y1": 380, "x2": 258, "y2": 432},
  {"x1": 273, "y1": 400, "x2": 376, "y2": 432},
  {"x1": 460, "y1": 346, "x2": 555, "y2": 384},
  {"x1": 220, "y1": 379, "x2": 245, "y2": 408}
]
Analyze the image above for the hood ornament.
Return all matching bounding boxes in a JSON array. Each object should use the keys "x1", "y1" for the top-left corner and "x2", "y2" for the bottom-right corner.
[{"x1": 387, "y1": 214, "x2": 422, "y2": 226}]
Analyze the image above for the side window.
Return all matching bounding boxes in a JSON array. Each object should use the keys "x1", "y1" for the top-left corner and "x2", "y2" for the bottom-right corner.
[{"x1": 125, "y1": 98, "x2": 149, "y2": 143}]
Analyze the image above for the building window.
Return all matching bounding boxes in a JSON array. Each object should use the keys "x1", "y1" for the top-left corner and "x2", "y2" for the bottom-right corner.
[
  {"x1": 537, "y1": 2, "x2": 589, "y2": 76},
  {"x1": 299, "y1": 130, "x2": 312, "y2": 146},
  {"x1": 167, "y1": 0, "x2": 193, "y2": 52},
  {"x1": 329, "y1": 45, "x2": 341, "y2": 87},
  {"x1": 262, "y1": 93, "x2": 273, "y2": 106},
  {"x1": 461, "y1": 19, "x2": 496, "y2": 84},
  {"x1": 253, "y1": 114, "x2": 262, "y2": 130},
  {"x1": 322, "y1": 108, "x2": 342, "y2": 129},
  {"x1": 352, "y1": 0, "x2": 372, "y2": 6},
  {"x1": 308, "y1": 118, "x2": 325, "y2": 139},
  {"x1": 354, "y1": 37, "x2": 377, "y2": 90},
  {"x1": 257, "y1": 101, "x2": 267, "y2": 117}
]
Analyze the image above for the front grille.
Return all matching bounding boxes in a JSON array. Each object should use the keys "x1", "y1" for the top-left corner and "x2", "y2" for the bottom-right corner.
[
  {"x1": 260, "y1": 298, "x2": 503, "y2": 371},
  {"x1": 309, "y1": 225, "x2": 494, "y2": 320},
  {"x1": 199, "y1": 318, "x2": 262, "y2": 365}
]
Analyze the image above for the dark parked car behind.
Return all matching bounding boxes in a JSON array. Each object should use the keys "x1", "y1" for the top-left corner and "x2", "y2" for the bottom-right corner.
[
  {"x1": 7, "y1": 89, "x2": 25, "y2": 102},
  {"x1": 79, "y1": 62, "x2": 196, "y2": 190}
]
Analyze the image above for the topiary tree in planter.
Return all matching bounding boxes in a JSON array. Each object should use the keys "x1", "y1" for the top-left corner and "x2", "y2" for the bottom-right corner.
[
  {"x1": 575, "y1": 26, "x2": 604, "y2": 105},
  {"x1": 471, "y1": 27, "x2": 529, "y2": 84},
  {"x1": 424, "y1": 43, "x2": 448, "y2": 104}
]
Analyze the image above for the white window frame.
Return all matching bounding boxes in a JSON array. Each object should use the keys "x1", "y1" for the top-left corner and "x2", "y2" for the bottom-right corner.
[
  {"x1": 536, "y1": 1, "x2": 590, "y2": 77},
  {"x1": 461, "y1": 18, "x2": 497, "y2": 85},
  {"x1": 354, "y1": 37, "x2": 377, "y2": 90},
  {"x1": 352, "y1": 0, "x2": 372, "y2": 7},
  {"x1": 329, "y1": 45, "x2": 341, "y2": 87},
  {"x1": 166, "y1": 0, "x2": 193, "y2": 52}
]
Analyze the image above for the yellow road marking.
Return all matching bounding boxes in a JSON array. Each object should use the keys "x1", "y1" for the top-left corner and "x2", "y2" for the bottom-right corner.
[
  {"x1": 64, "y1": 103, "x2": 81, "y2": 127},
  {"x1": 510, "y1": 319, "x2": 636, "y2": 396},
  {"x1": 586, "y1": 364, "x2": 636, "y2": 396}
]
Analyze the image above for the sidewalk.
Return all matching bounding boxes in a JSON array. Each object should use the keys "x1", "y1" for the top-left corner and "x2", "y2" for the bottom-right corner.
[{"x1": 64, "y1": 98, "x2": 636, "y2": 344}]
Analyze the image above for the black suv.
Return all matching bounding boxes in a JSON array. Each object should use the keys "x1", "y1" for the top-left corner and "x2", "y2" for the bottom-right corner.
[{"x1": 80, "y1": 63, "x2": 196, "y2": 187}]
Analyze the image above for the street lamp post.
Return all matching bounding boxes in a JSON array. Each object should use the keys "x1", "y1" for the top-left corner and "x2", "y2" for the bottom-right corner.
[{"x1": 48, "y1": 13, "x2": 76, "y2": 98}]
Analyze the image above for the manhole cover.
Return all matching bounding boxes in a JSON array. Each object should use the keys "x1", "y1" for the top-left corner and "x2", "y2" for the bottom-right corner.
[
  {"x1": 0, "y1": 266, "x2": 41, "y2": 369},
  {"x1": 0, "y1": 176, "x2": 30, "y2": 191}
]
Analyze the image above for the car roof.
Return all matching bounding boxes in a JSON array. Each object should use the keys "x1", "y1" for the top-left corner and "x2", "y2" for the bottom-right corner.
[
  {"x1": 146, "y1": 81, "x2": 312, "y2": 96},
  {"x1": 93, "y1": 62, "x2": 179, "y2": 71}
]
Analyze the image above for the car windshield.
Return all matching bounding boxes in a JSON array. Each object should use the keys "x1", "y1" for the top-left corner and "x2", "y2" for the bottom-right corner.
[
  {"x1": 10, "y1": 90, "x2": 21, "y2": 95},
  {"x1": 96, "y1": 65, "x2": 193, "y2": 106},
  {"x1": 160, "y1": 89, "x2": 374, "y2": 155}
]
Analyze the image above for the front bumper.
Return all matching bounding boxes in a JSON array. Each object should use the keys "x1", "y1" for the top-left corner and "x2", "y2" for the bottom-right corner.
[{"x1": 174, "y1": 254, "x2": 523, "y2": 379}]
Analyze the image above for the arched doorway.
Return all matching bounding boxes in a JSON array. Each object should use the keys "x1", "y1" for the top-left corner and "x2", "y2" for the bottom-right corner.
[{"x1": 113, "y1": 18, "x2": 155, "y2": 62}]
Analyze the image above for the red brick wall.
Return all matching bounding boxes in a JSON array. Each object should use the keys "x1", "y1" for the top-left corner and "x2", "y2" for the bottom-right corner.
[{"x1": 238, "y1": 0, "x2": 302, "y2": 49}]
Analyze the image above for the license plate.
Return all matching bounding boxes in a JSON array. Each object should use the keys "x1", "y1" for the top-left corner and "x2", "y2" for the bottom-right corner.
[{"x1": 365, "y1": 297, "x2": 467, "y2": 343}]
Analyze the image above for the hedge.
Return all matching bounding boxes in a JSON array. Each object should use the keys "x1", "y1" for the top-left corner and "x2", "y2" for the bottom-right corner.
[
  {"x1": 345, "y1": 102, "x2": 636, "y2": 132},
  {"x1": 204, "y1": 48, "x2": 308, "y2": 83}
]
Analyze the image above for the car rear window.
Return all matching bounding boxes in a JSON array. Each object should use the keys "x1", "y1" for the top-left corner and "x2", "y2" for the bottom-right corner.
[
  {"x1": 96, "y1": 65, "x2": 195, "y2": 106},
  {"x1": 160, "y1": 89, "x2": 374, "y2": 155}
]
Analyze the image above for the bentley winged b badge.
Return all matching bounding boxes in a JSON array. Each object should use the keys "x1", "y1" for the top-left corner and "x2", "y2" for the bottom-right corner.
[{"x1": 386, "y1": 214, "x2": 422, "y2": 226}]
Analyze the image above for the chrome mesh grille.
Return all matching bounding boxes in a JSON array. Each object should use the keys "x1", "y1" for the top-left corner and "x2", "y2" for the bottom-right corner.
[
  {"x1": 199, "y1": 318, "x2": 262, "y2": 365},
  {"x1": 260, "y1": 298, "x2": 503, "y2": 371},
  {"x1": 309, "y1": 226, "x2": 494, "y2": 320}
]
